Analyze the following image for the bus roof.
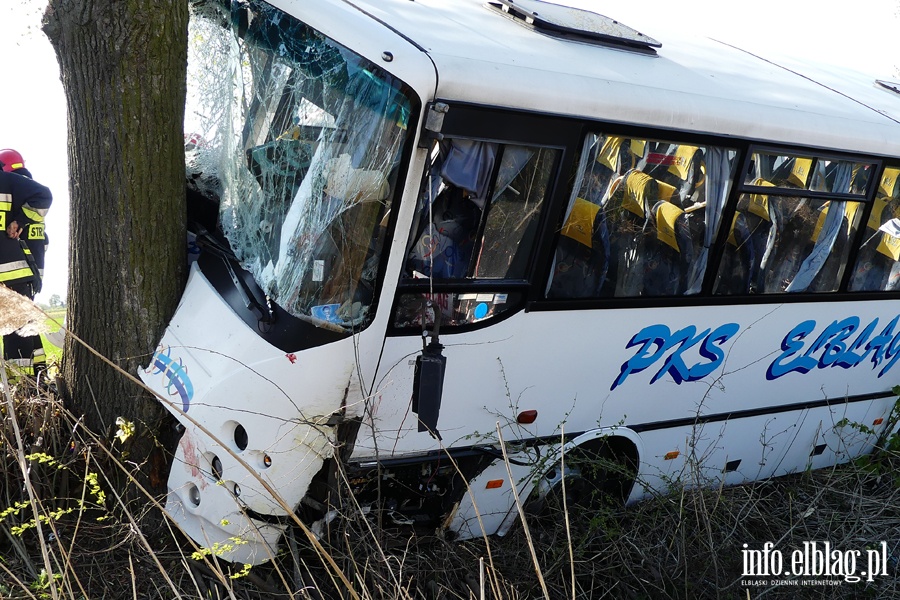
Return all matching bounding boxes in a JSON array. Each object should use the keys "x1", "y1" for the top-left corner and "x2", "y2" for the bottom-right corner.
[{"x1": 343, "y1": 0, "x2": 900, "y2": 157}]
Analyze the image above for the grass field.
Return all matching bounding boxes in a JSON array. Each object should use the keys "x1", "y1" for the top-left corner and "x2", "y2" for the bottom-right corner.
[{"x1": 41, "y1": 307, "x2": 66, "y2": 364}]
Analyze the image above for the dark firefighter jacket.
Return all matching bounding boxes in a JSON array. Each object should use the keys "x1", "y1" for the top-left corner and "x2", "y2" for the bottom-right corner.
[
  {"x1": 9, "y1": 166, "x2": 50, "y2": 277},
  {"x1": 0, "y1": 171, "x2": 52, "y2": 286}
]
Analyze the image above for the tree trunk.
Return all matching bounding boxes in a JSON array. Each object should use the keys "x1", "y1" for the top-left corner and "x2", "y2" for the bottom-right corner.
[{"x1": 43, "y1": 0, "x2": 188, "y2": 477}]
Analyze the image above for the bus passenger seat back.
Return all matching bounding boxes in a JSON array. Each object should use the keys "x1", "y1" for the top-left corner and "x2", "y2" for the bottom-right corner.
[
  {"x1": 807, "y1": 203, "x2": 855, "y2": 292},
  {"x1": 850, "y1": 195, "x2": 900, "y2": 291},
  {"x1": 548, "y1": 197, "x2": 609, "y2": 298},
  {"x1": 642, "y1": 200, "x2": 692, "y2": 295},
  {"x1": 714, "y1": 211, "x2": 752, "y2": 294},
  {"x1": 764, "y1": 199, "x2": 818, "y2": 292},
  {"x1": 606, "y1": 169, "x2": 657, "y2": 295},
  {"x1": 850, "y1": 239, "x2": 897, "y2": 291},
  {"x1": 716, "y1": 191, "x2": 775, "y2": 295},
  {"x1": 592, "y1": 136, "x2": 633, "y2": 195}
]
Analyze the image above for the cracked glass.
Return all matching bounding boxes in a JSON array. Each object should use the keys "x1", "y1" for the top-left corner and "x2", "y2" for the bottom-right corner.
[{"x1": 186, "y1": 0, "x2": 414, "y2": 329}]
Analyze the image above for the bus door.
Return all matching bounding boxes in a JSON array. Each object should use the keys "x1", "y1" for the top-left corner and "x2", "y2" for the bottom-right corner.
[{"x1": 346, "y1": 106, "x2": 581, "y2": 531}]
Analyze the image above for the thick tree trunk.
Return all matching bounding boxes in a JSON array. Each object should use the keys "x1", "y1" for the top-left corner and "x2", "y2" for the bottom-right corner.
[{"x1": 43, "y1": 0, "x2": 188, "y2": 471}]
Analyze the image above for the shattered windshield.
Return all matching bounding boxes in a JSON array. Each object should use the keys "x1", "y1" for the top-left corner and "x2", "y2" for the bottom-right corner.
[{"x1": 186, "y1": 0, "x2": 414, "y2": 329}]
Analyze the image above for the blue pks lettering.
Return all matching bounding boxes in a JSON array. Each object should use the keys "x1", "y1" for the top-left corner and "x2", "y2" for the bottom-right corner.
[
  {"x1": 767, "y1": 315, "x2": 900, "y2": 380},
  {"x1": 611, "y1": 322, "x2": 740, "y2": 390}
]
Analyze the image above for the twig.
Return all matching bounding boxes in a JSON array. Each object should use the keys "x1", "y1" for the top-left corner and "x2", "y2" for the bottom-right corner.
[
  {"x1": 2, "y1": 358, "x2": 60, "y2": 600},
  {"x1": 495, "y1": 422, "x2": 549, "y2": 600}
]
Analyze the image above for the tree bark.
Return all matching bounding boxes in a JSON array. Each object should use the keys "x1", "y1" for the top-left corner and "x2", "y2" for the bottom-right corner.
[{"x1": 43, "y1": 0, "x2": 188, "y2": 475}]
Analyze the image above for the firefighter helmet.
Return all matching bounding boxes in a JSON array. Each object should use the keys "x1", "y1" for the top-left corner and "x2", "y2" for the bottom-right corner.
[{"x1": 0, "y1": 149, "x2": 25, "y2": 172}]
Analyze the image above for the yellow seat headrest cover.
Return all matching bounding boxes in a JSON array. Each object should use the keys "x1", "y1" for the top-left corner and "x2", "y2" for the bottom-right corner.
[
  {"x1": 656, "y1": 180, "x2": 677, "y2": 202},
  {"x1": 879, "y1": 167, "x2": 900, "y2": 199},
  {"x1": 623, "y1": 171, "x2": 656, "y2": 218},
  {"x1": 864, "y1": 196, "x2": 900, "y2": 260},
  {"x1": 788, "y1": 157, "x2": 813, "y2": 188},
  {"x1": 867, "y1": 196, "x2": 890, "y2": 231},
  {"x1": 748, "y1": 178, "x2": 774, "y2": 221},
  {"x1": 655, "y1": 202, "x2": 685, "y2": 253},
  {"x1": 560, "y1": 198, "x2": 601, "y2": 248},
  {"x1": 666, "y1": 145, "x2": 699, "y2": 181},
  {"x1": 597, "y1": 136, "x2": 625, "y2": 171},
  {"x1": 877, "y1": 232, "x2": 900, "y2": 261}
]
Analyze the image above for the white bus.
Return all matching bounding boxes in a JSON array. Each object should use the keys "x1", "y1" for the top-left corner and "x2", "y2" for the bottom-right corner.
[{"x1": 141, "y1": 0, "x2": 900, "y2": 564}]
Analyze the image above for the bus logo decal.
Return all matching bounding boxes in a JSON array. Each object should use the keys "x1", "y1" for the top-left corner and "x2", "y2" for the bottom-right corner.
[
  {"x1": 767, "y1": 316, "x2": 900, "y2": 380},
  {"x1": 147, "y1": 346, "x2": 195, "y2": 412},
  {"x1": 611, "y1": 322, "x2": 740, "y2": 390},
  {"x1": 614, "y1": 316, "x2": 900, "y2": 390}
]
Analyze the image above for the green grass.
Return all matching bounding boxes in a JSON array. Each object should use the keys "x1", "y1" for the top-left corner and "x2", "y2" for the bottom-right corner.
[{"x1": 41, "y1": 307, "x2": 66, "y2": 366}]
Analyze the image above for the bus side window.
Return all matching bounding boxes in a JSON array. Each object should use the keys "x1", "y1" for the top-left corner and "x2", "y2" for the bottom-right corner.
[
  {"x1": 405, "y1": 139, "x2": 496, "y2": 279},
  {"x1": 404, "y1": 140, "x2": 556, "y2": 281},
  {"x1": 395, "y1": 139, "x2": 559, "y2": 330},
  {"x1": 716, "y1": 154, "x2": 871, "y2": 295}
]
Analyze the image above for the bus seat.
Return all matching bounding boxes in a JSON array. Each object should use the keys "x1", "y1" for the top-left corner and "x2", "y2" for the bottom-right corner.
[
  {"x1": 405, "y1": 185, "x2": 481, "y2": 278},
  {"x1": 713, "y1": 211, "x2": 755, "y2": 294},
  {"x1": 850, "y1": 195, "x2": 900, "y2": 291},
  {"x1": 605, "y1": 169, "x2": 656, "y2": 295},
  {"x1": 764, "y1": 199, "x2": 821, "y2": 292},
  {"x1": 597, "y1": 136, "x2": 644, "y2": 174},
  {"x1": 547, "y1": 197, "x2": 610, "y2": 298},
  {"x1": 635, "y1": 143, "x2": 702, "y2": 208},
  {"x1": 805, "y1": 202, "x2": 858, "y2": 292},
  {"x1": 641, "y1": 200, "x2": 693, "y2": 295},
  {"x1": 714, "y1": 181, "x2": 775, "y2": 294},
  {"x1": 666, "y1": 145, "x2": 703, "y2": 208},
  {"x1": 584, "y1": 136, "x2": 636, "y2": 205}
]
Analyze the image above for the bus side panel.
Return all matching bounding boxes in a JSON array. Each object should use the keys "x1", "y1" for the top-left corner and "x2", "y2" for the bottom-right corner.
[{"x1": 363, "y1": 299, "x2": 900, "y2": 534}]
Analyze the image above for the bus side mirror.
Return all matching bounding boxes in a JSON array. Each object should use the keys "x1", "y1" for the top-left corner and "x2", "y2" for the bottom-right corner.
[{"x1": 412, "y1": 340, "x2": 446, "y2": 440}]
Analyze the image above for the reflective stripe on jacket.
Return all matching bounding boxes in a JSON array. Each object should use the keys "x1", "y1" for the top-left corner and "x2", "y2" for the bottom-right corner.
[{"x1": 0, "y1": 235, "x2": 35, "y2": 285}]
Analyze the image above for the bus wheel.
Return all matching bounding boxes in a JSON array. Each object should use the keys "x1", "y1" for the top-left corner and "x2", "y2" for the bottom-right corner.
[{"x1": 525, "y1": 439, "x2": 636, "y2": 520}]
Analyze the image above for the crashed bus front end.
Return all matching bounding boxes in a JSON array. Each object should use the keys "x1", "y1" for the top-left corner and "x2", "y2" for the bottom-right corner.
[{"x1": 140, "y1": 0, "x2": 423, "y2": 564}]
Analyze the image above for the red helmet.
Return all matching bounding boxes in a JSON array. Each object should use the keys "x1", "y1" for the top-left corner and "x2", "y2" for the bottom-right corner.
[{"x1": 0, "y1": 149, "x2": 24, "y2": 172}]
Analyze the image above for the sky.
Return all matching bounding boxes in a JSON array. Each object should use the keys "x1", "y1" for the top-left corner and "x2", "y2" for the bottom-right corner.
[
  {"x1": 0, "y1": 0, "x2": 898, "y2": 304},
  {"x1": 1, "y1": 1, "x2": 68, "y2": 303}
]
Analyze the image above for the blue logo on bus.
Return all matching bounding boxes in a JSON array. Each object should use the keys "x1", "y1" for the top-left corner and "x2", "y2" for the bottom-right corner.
[
  {"x1": 147, "y1": 346, "x2": 194, "y2": 412},
  {"x1": 767, "y1": 316, "x2": 900, "y2": 381},
  {"x1": 611, "y1": 322, "x2": 739, "y2": 391},
  {"x1": 613, "y1": 314, "x2": 900, "y2": 390}
]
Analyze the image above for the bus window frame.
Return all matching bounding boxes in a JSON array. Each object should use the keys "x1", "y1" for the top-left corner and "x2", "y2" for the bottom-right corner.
[
  {"x1": 387, "y1": 103, "x2": 582, "y2": 336},
  {"x1": 704, "y1": 146, "x2": 882, "y2": 296}
]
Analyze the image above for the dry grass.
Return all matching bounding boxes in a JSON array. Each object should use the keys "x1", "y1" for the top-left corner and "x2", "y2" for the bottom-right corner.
[{"x1": 2, "y1": 370, "x2": 899, "y2": 600}]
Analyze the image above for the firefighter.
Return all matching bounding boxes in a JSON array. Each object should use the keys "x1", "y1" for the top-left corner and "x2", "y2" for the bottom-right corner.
[
  {"x1": 0, "y1": 162, "x2": 53, "y2": 380},
  {"x1": 0, "y1": 149, "x2": 50, "y2": 282}
]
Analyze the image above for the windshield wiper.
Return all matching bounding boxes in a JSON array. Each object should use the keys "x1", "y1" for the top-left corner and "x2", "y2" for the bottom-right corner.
[
  {"x1": 194, "y1": 224, "x2": 276, "y2": 326},
  {"x1": 222, "y1": 258, "x2": 276, "y2": 327}
]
